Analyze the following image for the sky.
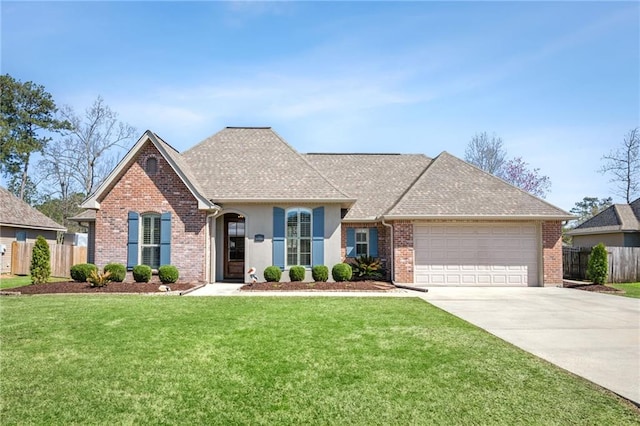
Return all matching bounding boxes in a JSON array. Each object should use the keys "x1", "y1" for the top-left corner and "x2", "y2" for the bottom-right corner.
[{"x1": 1, "y1": 0, "x2": 639, "y2": 212}]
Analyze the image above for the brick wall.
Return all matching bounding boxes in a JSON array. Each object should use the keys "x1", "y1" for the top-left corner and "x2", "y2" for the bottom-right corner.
[
  {"x1": 95, "y1": 142, "x2": 208, "y2": 281},
  {"x1": 393, "y1": 221, "x2": 414, "y2": 283},
  {"x1": 542, "y1": 220, "x2": 563, "y2": 286},
  {"x1": 340, "y1": 222, "x2": 391, "y2": 280}
]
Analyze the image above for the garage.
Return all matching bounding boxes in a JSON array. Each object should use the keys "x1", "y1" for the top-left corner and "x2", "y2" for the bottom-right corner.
[{"x1": 414, "y1": 223, "x2": 539, "y2": 286}]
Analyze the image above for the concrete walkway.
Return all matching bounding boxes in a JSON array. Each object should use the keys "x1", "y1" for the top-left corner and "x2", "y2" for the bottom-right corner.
[
  {"x1": 417, "y1": 286, "x2": 640, "y2": 405},
  {"x1": 185, "y1": 283, "x2": 640, "y2": 405}
]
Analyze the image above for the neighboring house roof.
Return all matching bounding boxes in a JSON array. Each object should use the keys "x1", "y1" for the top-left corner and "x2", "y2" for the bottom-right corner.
[
  {"x1": 304, "y1": 153, "x2": 432, "y2": 221},
  {"x1": 384, "y1": 152, "x2": 573, "y2": 220},
  {"x1": 68, "y1": 209, "x2": 96, "y2": 222},
  {"x1": 0, "y1": 186, "x2": 66, "y2": 231},
  {"x1": 181, "y1": 127, "x2": 354, "y2": 205},
  {"x1": 566, "y1": 198, "x2": 640, "y2": 236}
]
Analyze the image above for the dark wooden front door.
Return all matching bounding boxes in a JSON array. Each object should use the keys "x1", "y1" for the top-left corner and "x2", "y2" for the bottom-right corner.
[{"x1": 224, "y1": 214, "x2": 245, "y2": 280}]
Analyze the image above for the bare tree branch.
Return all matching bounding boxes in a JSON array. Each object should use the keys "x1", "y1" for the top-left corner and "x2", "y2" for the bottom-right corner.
[{"x1": 600, "y1": 127, "x2": 640, "y2": 203}]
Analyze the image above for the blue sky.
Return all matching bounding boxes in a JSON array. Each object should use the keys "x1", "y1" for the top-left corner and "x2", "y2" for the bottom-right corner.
[{"x1": 2, "y1": 1, "x2": 638, "y2": 211}]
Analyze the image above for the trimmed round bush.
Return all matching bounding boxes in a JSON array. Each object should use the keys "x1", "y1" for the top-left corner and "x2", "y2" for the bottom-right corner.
[
  {"x1": 133, "y1": 264, "x2": 152, "y2": 283},
  {"x1": 312, "y1": 265, "x2": 329, "y2": 282},
  {"x1": 103, "y1": 263, "x2": 126, "y2": 282},
  {"x1": 70, "y1": 263, "x2": 98, "y2": 282},
  {"x1": 263, "y1": 266, "x2": 282, "y2": 282},
  {"x1": 289, "y1": 266, "x2": 306, "y2": 282},
  {"x1": 158, "y1": 265, "x2": 179, "y2": 284},
  {"x1": 332, "y1": 263, "x2": 353, "y2": 282}
]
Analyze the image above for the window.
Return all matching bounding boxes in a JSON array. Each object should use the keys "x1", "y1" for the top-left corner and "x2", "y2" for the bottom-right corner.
[
  {"x1": 145, "y1": 157, "x2": 158, "y2": 174},
  {"x1": 355, "y1": 228, "x2": 369, "y2": 256},
  {"x1": 16, "y1": 231, "x2": 27, "y2": 242},
  {"x1": 286, "y1": 208, "x2": 312, "y2": 267},
  {"x1": 141, "y1": 214, "x2": 161, "y2": 269}
]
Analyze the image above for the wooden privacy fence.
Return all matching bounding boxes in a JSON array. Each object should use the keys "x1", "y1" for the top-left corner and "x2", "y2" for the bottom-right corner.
[
  {"x1": 563, "y1": 246, "x2": 640, "y2": 283},
  {"x1": 11, "y1": 242, "x2": 87, "y2": 278}
]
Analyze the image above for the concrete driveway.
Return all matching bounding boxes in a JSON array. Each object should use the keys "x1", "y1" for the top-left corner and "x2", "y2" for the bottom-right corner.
[{"x1": 418, "y1": 286, "x2": 640, "y2": 405}]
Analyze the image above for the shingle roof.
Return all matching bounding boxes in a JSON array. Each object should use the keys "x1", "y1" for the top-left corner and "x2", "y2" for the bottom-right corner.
[
  {"x1": 182, "y1": 127, "x2": 353, "y2": 204},
  {"x1": 385, "y1": 152, "x2": 573, "y2": 219},
  {"x1": 567, "y1": 198, "x2": 640, "y2": 235},
  {"x1": 304, "y1": 153, "x2": 432, "y2": 220},
  {"x1": 0, "y1": 186, "x2": 66, "y2": 231}
]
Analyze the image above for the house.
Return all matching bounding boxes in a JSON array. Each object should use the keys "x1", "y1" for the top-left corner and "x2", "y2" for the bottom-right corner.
[
  {"x1": 566, "y1": 198, "x2": 640, "y2": 247},
  {"x1": 0, "y1": 186, "x2": 67, "y2": 274},
  {"x1": 79, "y1": 127, "x2": 572, "y2": 286}
]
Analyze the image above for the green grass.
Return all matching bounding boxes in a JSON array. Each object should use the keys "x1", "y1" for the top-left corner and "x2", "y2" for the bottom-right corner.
[
  {"x1": 1, "y1": 297, "x2": 638, "y2": 425},
  {"x1": 608, "y1": 282, "x2": 640, "y2": 298},
  {"x1": 0, "y1": 275, "x2": 67, "y2": 290}
]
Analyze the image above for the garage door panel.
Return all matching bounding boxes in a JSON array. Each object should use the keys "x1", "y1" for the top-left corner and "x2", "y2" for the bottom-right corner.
[{"x1": 414, "y1": 223, "x2": 538, "y2": 286}]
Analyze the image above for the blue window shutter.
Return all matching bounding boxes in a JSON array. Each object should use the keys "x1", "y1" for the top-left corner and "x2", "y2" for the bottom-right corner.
[
  {"x1": 369, "y1": 227, "x2": 378, "y2": 257},
  {"x1": 160, "y1": 212, "x2": 171, "y2": 266},
  {"x1": 127, "y1": 211, "x2": 139, "y2": 269},
  {"x1": 346, "y1": 228, "x2": 355, "y2": 257},
  {"x1": 312, "y1": 207, "x2": 324, "y2": 266},
  {"x1": 273, "y1": 207, "x2": 285, "y2": 269}
]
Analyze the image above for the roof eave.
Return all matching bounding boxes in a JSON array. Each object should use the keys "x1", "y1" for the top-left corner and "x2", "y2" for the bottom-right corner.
[
  {"x1": 566, "y1": 227, "x2": 638, "y2": 236},
  {"x1": 214, "y1": 198, "x2": 356, "y2": 208},
  {"x1": 382, "y1": 214, "x2": 576, "y2": 221},
  {"x1": 0, "y1": 222, "x2": 67, "y2": 232}
]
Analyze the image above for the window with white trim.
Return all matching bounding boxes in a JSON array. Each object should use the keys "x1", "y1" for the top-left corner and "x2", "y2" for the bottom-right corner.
[
  {"x1": 355, "y1": 228, "x2": 369, "y2": 256},
  {"x1": 286, "y1": 208, "x2": 312, "y2": 267},
  {"x1": 141, "y1": 213, "x2": 161, "y2": 269}
]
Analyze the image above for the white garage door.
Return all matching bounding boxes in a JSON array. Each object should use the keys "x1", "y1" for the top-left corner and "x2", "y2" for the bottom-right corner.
[{"x1": 414, "y1": 223, "x2": 539, "y2": 286}]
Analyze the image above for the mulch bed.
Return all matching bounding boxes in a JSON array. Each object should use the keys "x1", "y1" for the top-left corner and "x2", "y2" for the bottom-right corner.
[
  {"x1": 2, "y1": 281, "x2": 201, "y2": 295},
  {"x1": 563, "y1": 281, "x2": 623, "y2": 293},
  {"x1": 241, "y1": 281, "x2": 395, "y2": 292}
]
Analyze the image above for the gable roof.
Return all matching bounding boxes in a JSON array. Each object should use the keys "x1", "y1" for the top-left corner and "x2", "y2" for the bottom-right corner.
[
  {"x1": 304, "y1": 153, "x2": 432, "y2": 221},
  {"x1": 384, "y1": 152, "x2": 573, "y2": 220},
  {"x1": 566, "y1": 198, "x2": 640, "y2": 235},
  {"x1": 0, "y1": 186, "x2": 66, "y2": 232},
  {"x1": 81, "y1": 130, "x2": 218, "y2": 210},
  {"x1": 181, "y1": 127, "x2": 353, "y2": 205}
]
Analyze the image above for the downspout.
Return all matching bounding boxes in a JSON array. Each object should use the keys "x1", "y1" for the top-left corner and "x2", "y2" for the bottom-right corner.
[
  {"x1": 206, "y1": 206, "x2": 222, "y2": 283},
  {"x1": 381, "y1": 217, "x2": 394, "y2": 284}
]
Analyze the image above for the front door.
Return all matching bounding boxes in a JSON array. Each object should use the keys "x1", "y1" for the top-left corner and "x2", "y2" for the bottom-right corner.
[{"x1": 224, "y1": 214, "x2": 245, "y2": 280}]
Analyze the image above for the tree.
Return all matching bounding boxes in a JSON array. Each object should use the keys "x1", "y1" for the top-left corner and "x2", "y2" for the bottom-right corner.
[
  {"x1": 0, "y1": 74, "x2": 69, "y2": 200},
  {"x1": 586, "y1": 243, "x2": 608, "y2": 285},
  {"x1": 501, "y1": 157, "x2": 551, "y2": 198},
  {"x1": 36, "y1": 193, "x2": 86, "y2": 233},
  {"x1": 600, "y1": 127, "x2": 640, "y2": 203},
  {"x1": 464, "y1": 132, "x2": 507, "y2": 174},
  {"x1": 45, "y1": 96, "x2": 136, "y2": 196},
  {"x1": 569, "y1": 196, "x2": 613, "y2": 224},
  {"x1": 30, "y1": 235, "x2": 51, "y2": 285}
]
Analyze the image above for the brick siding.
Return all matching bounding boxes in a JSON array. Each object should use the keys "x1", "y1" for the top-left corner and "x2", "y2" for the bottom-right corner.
[
  {"x1": 542, "y1": 220, "x2": 563, "y2": 286},
  {"x1": 340, "y1": 222, "x2": 391, "y2": 280},
  {"x1": 393, "y1": 221, "x2": 414, "y2": 283},
  {"x1": 95, "y1": 142, "x2": 208, "y2": 281}
]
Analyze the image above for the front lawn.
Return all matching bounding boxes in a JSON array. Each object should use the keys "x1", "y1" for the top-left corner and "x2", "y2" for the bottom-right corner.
[
  {"x1": 1, "y1": 297, "x2": 638, "y2": 424},
  {"x1": 608, "y1": 282, "x2": 640, "y2": 298},
  {"x1": 0, "y1": 275, "x2": 67, "y2": 290}
]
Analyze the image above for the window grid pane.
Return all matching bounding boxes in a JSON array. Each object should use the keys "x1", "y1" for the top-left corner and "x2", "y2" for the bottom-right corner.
[{"x1": 285, "y1": 208, "x2": 313, "y2": 267}]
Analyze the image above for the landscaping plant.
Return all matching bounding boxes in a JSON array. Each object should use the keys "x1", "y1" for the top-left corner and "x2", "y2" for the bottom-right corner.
[
  {"x1": 350, "y1": 255, "x2": 384, "y2": 280},
  {"x1": 133, "y1": 265, "x2": 152, "y2": 283},
  {"x1": 332, "y1": 263, "x2": 353, "y2": 282},
  {"x1": 587, "y1": 243, "x2": 608, "y2": 285},
  {"x1": 103, "y1": 263, "x2": 126, "y2": 282},
  {"x1": 289, "y1": 266, "x2": 305, "y2": 282},
  {"x1": 87, "y1": 269, "x2": 111, "y2": 287},
  {"x1": 263, "y1": 266, "x2": 282, "y2": 282},
  {"x1": 30, "y1": 236, "x2": 51, "y2": 285},
  {"x1": 158, "y1": 265, "x2": 179, "y2": 284},
  {"x1": 70, "y1": 263, "x2": 98, "y2": 282},
  {"x1": 312, "y1": 265, "x2": 329, "y2": 282}
]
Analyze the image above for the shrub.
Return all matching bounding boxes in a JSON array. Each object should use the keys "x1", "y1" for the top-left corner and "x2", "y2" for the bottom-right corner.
[
  {"x1": 263, "y1": 266, "x2": 282, "y2": 282},
  {"x1": 87, "y1": 270, "x2": 111, "y2": 287},
  {"x1": 587, "y1": 243, "x2": 608, "y2": 285},
  {"x1": 312, "y1": 265, "x2": 329, "y2": 282},
  {"x1": 133, "y1": 265, "x2": 152, "y2": 283},
  {"x1": 289, "y1": 266, "x2": 306, "y2": 282},
  {"x1": 332, "y1": 263, "x2": 353, "y2": 282},
  {"x1": 103, "y1": 263, "x2": 126, "y2": 282},
  {"x1": 158, "y1": 265, "x2": 179, "y2": 284},
  {"x1": 70, "y1": 263, "x2": 98, "y2": 282},
  {"x1": 350, "y1": 255, "x2": 384, "y2": 280},
  {"x1": 30, "y1": 236, "x2": 51, "y2": 285}
]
